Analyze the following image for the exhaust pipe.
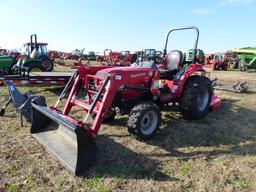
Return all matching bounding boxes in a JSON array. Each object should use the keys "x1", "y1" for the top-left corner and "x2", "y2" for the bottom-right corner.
[{"x1": 31, "y1": 103, "x2": 97, "y2": 176}]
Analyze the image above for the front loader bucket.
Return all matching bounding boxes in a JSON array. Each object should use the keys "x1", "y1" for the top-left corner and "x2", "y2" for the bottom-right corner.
[{"x1": 30, "y1": 103, "x2": 97, "y2": 176}]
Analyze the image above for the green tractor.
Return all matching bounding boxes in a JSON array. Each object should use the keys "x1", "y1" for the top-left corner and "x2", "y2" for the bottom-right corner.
[
  {"x1": 0, "y1": 55, "x2": 17, "y2": 76},
  {"x1": 0, "y1": 50, "x2": 45, "y2": 76},
  {"x1": 0, "y1": 34, "x2": 53, "y2": 76},
  {"x1": 24, "y1": 34, "x2": 54, "y2": 71},
  {"x1": 185, "y1": 49, "x2": 205, "y2": 63},
  {"x1": 232, "y1": 47, "x2": 256, "y2": 71}
]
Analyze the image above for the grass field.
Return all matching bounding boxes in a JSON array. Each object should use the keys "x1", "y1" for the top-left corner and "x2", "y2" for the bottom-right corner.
[{"x1": 0, "y1": 68, "x2": 256, "y2": 192}]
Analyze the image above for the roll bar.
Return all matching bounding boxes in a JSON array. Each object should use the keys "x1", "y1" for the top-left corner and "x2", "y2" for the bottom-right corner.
[
  {"x1": 30, "y1": 34, "x2": 38, "y2": 53},
  {"x1": 163, "y1": 26, "x2": 199, "y2": 63}
]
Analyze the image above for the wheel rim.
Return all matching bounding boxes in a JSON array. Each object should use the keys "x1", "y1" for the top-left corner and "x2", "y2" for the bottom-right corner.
[
  {"x1": 31, "y1": 68, "x2": 42, "y2": 72},
  {"x1": 197, "y1": 88, "x2": 209, "y2": 111},
  {"x1": 42, "y1": 60, "x2": 51, "y2": 70},
  {"x1": 140, "y1": 110, "x2": 158, "y2": 135}
]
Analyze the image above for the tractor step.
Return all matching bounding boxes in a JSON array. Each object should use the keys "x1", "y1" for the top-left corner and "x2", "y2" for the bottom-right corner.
[{"x1": 31, "y1": 103, "x2": 97, "y2": 176}]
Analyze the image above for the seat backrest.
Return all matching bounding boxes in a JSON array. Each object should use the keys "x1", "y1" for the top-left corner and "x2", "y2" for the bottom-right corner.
[
  {"x1": 30, "y1": 49, "x2": 37, "y2": 59},
  {"x1": 165, "y1": 50, "x2": 184, "y2": 71}
]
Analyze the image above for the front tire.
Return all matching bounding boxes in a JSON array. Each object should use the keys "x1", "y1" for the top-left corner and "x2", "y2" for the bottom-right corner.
[
  {"x1": 180, "y1": 76, "x2": 213, "y2": 120},
  {"x1": 24, "y1": 62, "x2": 45, "y2": 72},
  {"x1": 127, "y1": 102, "x2": 161, "y2": 140}
]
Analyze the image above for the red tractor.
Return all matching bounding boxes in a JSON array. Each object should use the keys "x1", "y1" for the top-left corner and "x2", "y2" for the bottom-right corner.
[
  {"x1": 103, "y1": 49, "x2": 137, "y2": 66},
  {"x1": 49, "y1": 50, "x2": 61, "y2": 59},
  {"x1": 30, "y1": 26, "x2": 220, "y2": 175},
  {"x1": 205, "y1": 53, "x2": 228, "y2": 70},
  {"x1": 103, "y1": 49, "x2": 122, "y2": 65},
  {"x1": 119, "y1": 51, "x2": 137, "y2": 65},
  {"x1": 205, "y1": 52, "x2": 239, "y2": 70},
  {"x1": 95, "y1": 54, "x2": 104, "y2": 62}
]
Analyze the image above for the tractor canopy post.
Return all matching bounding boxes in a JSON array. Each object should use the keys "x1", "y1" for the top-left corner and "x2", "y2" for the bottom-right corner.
[
  {"x1": 30, "y1": 34, "x2": 38, "y2": 53},
  {"x1": 163, "y1": 26, "x2": 199, "y2": 63}
]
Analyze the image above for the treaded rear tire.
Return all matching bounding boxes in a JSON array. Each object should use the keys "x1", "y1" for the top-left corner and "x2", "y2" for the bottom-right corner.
[
  {"x1": 127, "y1": 102, "x2": 161, "y2": 140},
  {"x1": 41, "y1": 58, "x2": 54, "y2": 71},
  {"x1": 180, "y1": 76, "x2": 213, "y2": 120}
]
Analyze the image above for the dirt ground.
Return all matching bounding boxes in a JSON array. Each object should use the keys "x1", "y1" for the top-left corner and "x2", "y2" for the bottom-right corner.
[{"x1": 0, "y1": 69, "x2": 256, "y2": 192}]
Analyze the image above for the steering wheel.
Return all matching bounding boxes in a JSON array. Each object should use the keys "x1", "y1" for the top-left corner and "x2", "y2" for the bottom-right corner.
[{"x1": 155, "y1": 55, "x2": 165, "y2": 65}]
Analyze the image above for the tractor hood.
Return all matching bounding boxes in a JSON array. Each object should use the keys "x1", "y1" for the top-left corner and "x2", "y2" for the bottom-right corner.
[
  {"x1": 96, "y1": 67, "x2": 158, "y2": 83},
  {"x1": 0, "y1": 55, "x2": 13, "y2": 60},
  {"x1": 97, "y1": 61, "x2": 158, "y2": 75},
  {"x1": 96, "y1": 66, "x2": 157, "y2": 78}
]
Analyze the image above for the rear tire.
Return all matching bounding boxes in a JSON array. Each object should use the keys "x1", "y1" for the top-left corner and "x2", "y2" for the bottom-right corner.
[
  {"x1": 180, "y1": 76, "x2": 213, "y2": 120},
  {"x1": 41, "y1": 58, "x2": 54, "y2": 71},
  {"x1": 127, "y1": 102, "x2": 161, "y2": 140}
]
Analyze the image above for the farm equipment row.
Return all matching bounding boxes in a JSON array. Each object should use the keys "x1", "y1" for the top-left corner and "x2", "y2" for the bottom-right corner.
[
  {"x1": 0, "y1": 26, "x2": 221, "y2": 175},
  {"x1": 102, "y1": 49, "x2": 138, "y2": 66},
  {"x1": 49, "y1": 50, "x2": 98, "y2": 61}
]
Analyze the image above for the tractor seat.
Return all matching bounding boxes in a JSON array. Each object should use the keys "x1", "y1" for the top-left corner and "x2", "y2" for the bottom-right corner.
[
  {"x1": 159, "y1": 50, "x2": 185, "y2": 80},
  {"x1": 30, "y1": 49, "x2": 37, "y2": 59}
]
